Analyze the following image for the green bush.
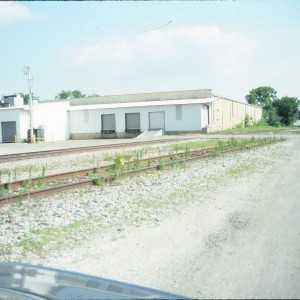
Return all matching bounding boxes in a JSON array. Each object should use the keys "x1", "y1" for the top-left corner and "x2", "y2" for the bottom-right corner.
[
  {"x1": 254, "y1": 118, "x2": 267, "y2": 126},
  {"x1": 272, "y1": 96, "x2": 299, "y2": 126},
  {"x1": 264, "y1": 107, "x2": 282, "y2": 126},
  {"x1": 93, "y1": 177, "x2": 105, "y2": 186},
  {"x1": 244, "y1": 114, "x2": 254, "y2": 127}
]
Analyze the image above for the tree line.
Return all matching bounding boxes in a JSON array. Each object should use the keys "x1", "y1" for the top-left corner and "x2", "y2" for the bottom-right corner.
[
  {"x1": 18, "y1": 90, "x2": 99, "y2": 104},
  {"x1": 55, "y1": 90, "x2": 100, "y2": 100},
  {"x1": 245, "y1": 86, "x2": 299, "y2": 126}
]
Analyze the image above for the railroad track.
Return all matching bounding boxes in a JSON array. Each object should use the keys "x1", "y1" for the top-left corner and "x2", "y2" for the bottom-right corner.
[
  {"x1": 0, "y1": 138, "x2": 282, "y2": 207},
  {"x1": 0, "y1": 137, "x2": 192, "y2": 163},
  {"x1": 220, "y1": 128, "x2": 300, "y2": 135},
  {"x1": 0, "y1": 145, "x2": 217, "y2": 191}
]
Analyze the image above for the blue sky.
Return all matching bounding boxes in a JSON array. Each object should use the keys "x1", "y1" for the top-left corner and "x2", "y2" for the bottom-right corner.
[{"x1": 0, "y1": 1, "x2": 299, "y2": 102}]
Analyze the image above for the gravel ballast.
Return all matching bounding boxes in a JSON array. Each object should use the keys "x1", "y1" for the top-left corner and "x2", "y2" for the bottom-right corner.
[
  {"x1": 0, "y1": 140, "x2": 185, "y2": 183},
  {"x1": 0, "y1": 139, "x2": 286, "y2": 264}
]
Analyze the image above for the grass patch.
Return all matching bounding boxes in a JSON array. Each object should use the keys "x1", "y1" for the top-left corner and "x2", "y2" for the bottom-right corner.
[
  {"x1": 0, "y1": 243, "x2": 12, "y2": 256},
  {"x1": 93, "y1": 176, "x2": 105, "y2": 186},
  {"x1": 226, "y1": 168, "x2": 242, "y2": 176},
  {"x1": 20, "y1": 219, "x2": 91, "y2": 256},
  {"x1": 168, "y1": 140, "x2": 220, "y2": 152},
  {"x1": 226, "y1": 161, "x2": 257, "y2": 177},
  {"x1": 220, "y1": 124, "x2": 294, "y2": 134},
  {"x1": 168, "y1": 190, "x2": 190, "y2": 202}
]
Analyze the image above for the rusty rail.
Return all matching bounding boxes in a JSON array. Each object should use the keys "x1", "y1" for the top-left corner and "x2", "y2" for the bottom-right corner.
[
  {"x1": 0, "y1": 137, "x2": 191, "y2": 163},
  {"x1": 0, "y1": 145, "x2": 220, "y2": 191},
  {"x1": 0, "y1": 139, "x2": 281, "y2": 207}
]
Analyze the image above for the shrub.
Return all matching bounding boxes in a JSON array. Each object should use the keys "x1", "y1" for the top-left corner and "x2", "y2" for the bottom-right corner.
[
  {"x1": 244, "y1": 114, "x2": 254, "y2": 127},
  {"x1": 272, "y1": 96, "x2": 299, "y2": 126},
  {"x1": 93, "y1": 177, "x2": 105, "y2": 186},
  {"x1": 264, "y1": 107, "x2": 282, "y2": 126}
]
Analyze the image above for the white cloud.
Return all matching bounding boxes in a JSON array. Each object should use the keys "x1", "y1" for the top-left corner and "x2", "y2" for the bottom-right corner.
[
  {"x1": 64, "y1": 26, "x2": 256, "y2": 75},
  {"x1": 70, "y1": 40, "x2": 133, "y2": 66},
  {"x1": 0, "y1": 2, "x2": 34, "y2": 25},
  {"x1": 59, "y1": 26, "x2": 258, "y2": 100}
]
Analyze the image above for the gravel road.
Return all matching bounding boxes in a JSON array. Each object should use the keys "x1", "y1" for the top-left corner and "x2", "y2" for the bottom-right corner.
[{"x1": 1, "y1": 136, "x2": 300, "y2": 299}]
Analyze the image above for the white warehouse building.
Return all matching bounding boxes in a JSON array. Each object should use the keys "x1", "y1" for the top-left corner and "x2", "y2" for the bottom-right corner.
[
  {"x1": 0, "y1": 89, "x2": 262, "y2": 143},
  {"x1": 0, "y1": 99, "x2": 70, "y2": 143}
]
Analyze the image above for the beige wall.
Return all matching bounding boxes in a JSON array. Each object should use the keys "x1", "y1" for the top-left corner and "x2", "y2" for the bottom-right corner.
[{"x1": 208, "y1": 97, "x2": 262, "y2": 132}]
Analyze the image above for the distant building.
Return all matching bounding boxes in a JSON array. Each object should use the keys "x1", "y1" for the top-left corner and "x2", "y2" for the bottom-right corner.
[
  {"x1": 0, "y1": 94, "x2": 24, "y2": 108},
  {"x1": 0, "y1": 89, "x2": 262, "y2": 143},
  {"x1": 68, "y1": 89, "x2": 262, "y2": 139}
]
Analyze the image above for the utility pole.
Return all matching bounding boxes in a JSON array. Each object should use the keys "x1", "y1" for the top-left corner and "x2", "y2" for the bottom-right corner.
[{"x1": 23, "y1": 66, "x2": 34, "y2": 143}]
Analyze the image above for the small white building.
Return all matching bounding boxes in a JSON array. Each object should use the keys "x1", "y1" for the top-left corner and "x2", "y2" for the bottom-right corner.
[
  {"x1": 0, "y1": 94, "x2": 24, "y2": 108},
  {"x1": 0, "y1": 99, "x2": 69, "y2": 143},
  {"x1": 0, "y1": 89, "x2": 262, "y2": 143}
]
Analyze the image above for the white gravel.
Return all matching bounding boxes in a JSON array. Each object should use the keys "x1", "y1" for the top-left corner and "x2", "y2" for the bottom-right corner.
[{"x1": 0, "y1": 139, "x2": 285, "y2": 264}]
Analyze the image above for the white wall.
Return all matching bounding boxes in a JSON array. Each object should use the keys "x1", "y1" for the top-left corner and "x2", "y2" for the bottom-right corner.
[
  {"x1": 32, "y1": 101, "x2": 70, "y2": 142},
  {"x1": 0, "y1": 101, "x2": 70, "y2": 143},
  {"x1": 163, "y1": 104, "x2": 202, "y2": 132},
  {"x1": 69, "y1": 103, "x2": 203, "y2": 134}
]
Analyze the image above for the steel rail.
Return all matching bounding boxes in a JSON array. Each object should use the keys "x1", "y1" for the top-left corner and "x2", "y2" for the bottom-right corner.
[
  {"x1": 220, "y1": 128, "x2": 300, "y2": 135},
  {"x1": 1, "y1": 167, "x2": 105, "y2": 190},
  {"x1": 0, "y1": 145, "x2": 224, "y2": 191},
  {"x1": 0, "y1": 140, "x2": 280, "y2": 207},
  {"x1": 0, "y1": 137, "x2": 192, "y2": 163}
]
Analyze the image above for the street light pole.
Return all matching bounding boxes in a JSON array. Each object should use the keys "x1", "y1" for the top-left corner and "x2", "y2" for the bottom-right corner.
[{"x1": 23, "y1": 66, "x2": 34, "y2": 143}]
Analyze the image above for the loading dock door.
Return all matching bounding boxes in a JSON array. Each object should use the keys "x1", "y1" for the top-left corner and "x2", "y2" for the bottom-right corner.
[
  {"x1": 1, "y1": 122, "x2": 16, "y2": 143},
  {"x1": 101, "y1": 114, "x2": 116, "y2": 132},
  {"x1": 149, "y1": 112, "x2": 165, "y2": 130},
  {"x1": 125, "y1": 113, "x2": 140, "y2": 131}
]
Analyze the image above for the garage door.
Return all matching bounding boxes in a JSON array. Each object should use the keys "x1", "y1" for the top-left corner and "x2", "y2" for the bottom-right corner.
[
  {"x1": 125, "y1": 113, "x2": 140, "y2": 131},
  {"x1": 101, "y1": 114, "x2": 116, "y2": 132},
  {"x1": 1, "y1": 122, "x2": 17, "y2": 143},
  {"x1": 149, "y1": 112, "x2": 165, "y2": 130}
]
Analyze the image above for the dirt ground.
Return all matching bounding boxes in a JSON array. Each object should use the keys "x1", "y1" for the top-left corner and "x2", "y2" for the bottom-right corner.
[{"x1": 40, "y1": 136, "x2": 300, "y2": 299}]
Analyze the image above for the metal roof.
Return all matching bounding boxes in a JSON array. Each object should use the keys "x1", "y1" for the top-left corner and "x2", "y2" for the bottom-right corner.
[
  {"x1": 69, "y1": 89, "x2": 213, "y2": 106},
  {"x1": 68, "y1": 97, "x2": 216, "y2": 111}
]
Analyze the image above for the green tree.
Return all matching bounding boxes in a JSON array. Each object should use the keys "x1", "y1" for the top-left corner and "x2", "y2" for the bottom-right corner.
[
  {"x1": 88, "y1": 93, "x2": 100, "y2": 97},
  {"x1": 55, "y1": 90, "x2": 86, "y2": 100},
  {"x1": 19, "y1": 93, "x2": 39, "y2": 105},
  {"x1": 20, "y1": 93, "x2": 29, "y2": 104},
  {"x1": 55, "y1": 90, "x2": 72, "y2": 100},
  {"x1": 245, "y1": 86, "x2": 277, "y2": 108},
  {"x1": 71, "y1": 90, "x2": 86, "y2": 98},
  {"x1": 272, "y1": 96, "x2": 299, "y2": 126}
]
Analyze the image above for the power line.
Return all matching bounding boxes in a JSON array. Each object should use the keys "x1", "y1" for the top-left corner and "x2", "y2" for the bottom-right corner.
[{"x1": 137, "y1": 20, "x2": 172, "y2": 34}]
